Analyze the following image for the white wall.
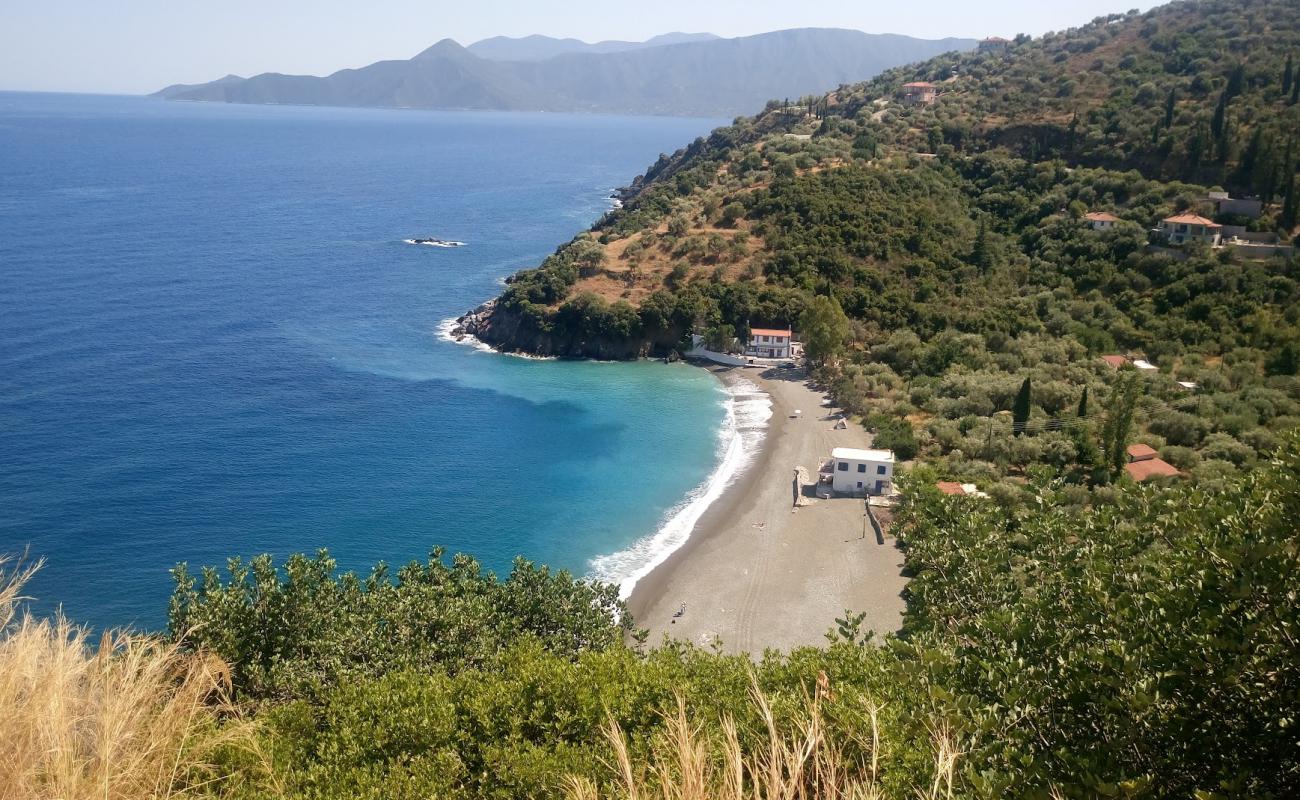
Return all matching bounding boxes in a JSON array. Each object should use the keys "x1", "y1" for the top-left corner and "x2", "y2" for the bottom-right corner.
[{"x1": 831, "y1": 457, "x2": 893, "y2": 496}]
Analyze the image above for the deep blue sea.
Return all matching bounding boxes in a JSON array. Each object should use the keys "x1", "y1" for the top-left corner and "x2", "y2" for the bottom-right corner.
[{"x1": 0, "y1": 92, "x2": 739, "y2": 630}]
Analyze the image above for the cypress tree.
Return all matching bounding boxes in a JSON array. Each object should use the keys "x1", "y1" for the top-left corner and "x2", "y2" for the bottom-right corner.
[
  {"x1": 1164, "y1": 87, "x2": 1177, "y2": 128},
  {"x1": 1282, "y1": 175, "x2": 1298, "y2": 230},
  {"x1": 1012, "y1": 377, "x2": 1032, "y2": 437},
  {"x1": 1284, "y1": 54, "x2": 1294, "y2": 96},
  {"x1": 1077, "y1": 386, "x2": 1089, "y2": 419},
  {"x1": 1291, "y1": 75, "x2": 1299, "y2": 105},
  {"x1": 972, "y1": 218, "x2": 993, "y2": 270},
  {"x1": 1225, "y1": 63, "x2": 1244, "y2": 101},
  {"x1": 1101, "y1": 372, "x2": 1142, "y2": 480},
  {"x1": 1211, "y1": 93, "x2": 1227, "y2": 140}
]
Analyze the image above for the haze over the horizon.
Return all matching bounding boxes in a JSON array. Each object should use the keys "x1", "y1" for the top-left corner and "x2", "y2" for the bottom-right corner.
[{"x1": 2, "y1": 0, "x2": 1161, "y2": 95}]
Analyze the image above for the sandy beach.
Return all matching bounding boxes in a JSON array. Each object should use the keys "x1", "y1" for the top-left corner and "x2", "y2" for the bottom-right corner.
[{"x1": 626, "y1": 363, "x2": 908, "y2": 654}]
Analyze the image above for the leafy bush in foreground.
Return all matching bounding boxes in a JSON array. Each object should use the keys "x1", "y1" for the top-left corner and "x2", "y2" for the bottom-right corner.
[{"x1": 169, "y1": 548, "x2": 628, "y2": 703}]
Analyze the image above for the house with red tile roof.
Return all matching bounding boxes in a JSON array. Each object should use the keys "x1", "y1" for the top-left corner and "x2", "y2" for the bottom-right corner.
[
  {"x1": 1084, "y1": 211, "x2": 1120, "y2": 230},
  {"x1": 1157, "y1": 214, "x2": 1222, "y2": 246},
  {"x1": 901, "y1": 82, "x2": 937, "y2": 105},
  {"x1": 1100, "y1": 355, "x2": 1129, "y2": 369},
  {"x1": 1124, "y1": 443, "x2": 1182, "y2": 482}
]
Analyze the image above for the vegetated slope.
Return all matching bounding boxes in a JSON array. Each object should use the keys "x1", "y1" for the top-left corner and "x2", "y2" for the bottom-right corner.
[
  {"x1": 171, "y1": 433, "x2": 1300, "y2": 797},
  {"x1": 153, "y1": 30, "x2": 976, "y2": 117},
  {"x1": 464, "y1": 0, "x2": 1300, "y2": 486}
]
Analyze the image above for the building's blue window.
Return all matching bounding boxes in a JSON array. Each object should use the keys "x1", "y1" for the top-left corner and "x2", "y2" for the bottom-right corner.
[
  {"x1": 877, "y1": 465, "x2": 887, "y2": 474},
  {"x1": 837, "y1": 462, "x2": 848, "y2": 471},
  {"x1": 857, "y1": 463, "x2": 866, "y2": 473}
]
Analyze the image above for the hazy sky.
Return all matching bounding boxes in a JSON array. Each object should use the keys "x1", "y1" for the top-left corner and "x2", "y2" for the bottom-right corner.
[{"x1": 2, "y1": 0, "x2": 1160, "y2": 95}]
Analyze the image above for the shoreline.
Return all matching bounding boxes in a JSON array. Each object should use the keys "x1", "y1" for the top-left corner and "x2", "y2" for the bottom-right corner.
[
  {"x1": 438, "y1": 319, "x2": 773, "y2": 597},
  {"x1": 436, "y1": 321, "x2": 907, "y2": 652},
  {"x1": 626, "y1": 364, "x2": 908, "y2": 654},
  {"x1": 625, "y1": 363, "x2": 776, "y2": 612}
]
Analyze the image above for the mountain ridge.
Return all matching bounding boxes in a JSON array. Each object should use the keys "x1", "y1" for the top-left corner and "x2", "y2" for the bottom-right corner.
[{"x1": 153, "y1": 29, "x2": 977, "y2": 117}]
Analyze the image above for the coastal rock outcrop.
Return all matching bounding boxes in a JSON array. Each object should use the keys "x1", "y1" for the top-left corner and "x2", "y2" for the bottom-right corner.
[{"x1": 453, "y1": 299, "x2": 666, "y2": 360}]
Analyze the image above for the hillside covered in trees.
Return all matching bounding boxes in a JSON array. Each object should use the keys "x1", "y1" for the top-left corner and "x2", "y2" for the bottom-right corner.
[{"x1": 459, "y1": 0, "x2": 1300, "y2": 488}]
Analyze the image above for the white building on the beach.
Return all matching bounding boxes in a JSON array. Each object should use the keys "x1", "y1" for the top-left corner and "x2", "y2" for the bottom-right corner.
[
  {"x1": 829, "y1": 447, "x2": 895, "y2": 496},
  {"x1": 744, "y1": 328, "x2": 793, "y2": 359}
]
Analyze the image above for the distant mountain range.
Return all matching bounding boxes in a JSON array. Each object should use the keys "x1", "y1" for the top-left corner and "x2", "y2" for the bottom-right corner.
[{"x1": 153, "y1": 30, "x2": 976, "y2": 117}]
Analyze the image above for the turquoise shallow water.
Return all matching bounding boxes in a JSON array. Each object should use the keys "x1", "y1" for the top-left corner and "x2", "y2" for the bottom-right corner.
[{"x1": 0, "y1": 92, "x2": 730, "y2": 630}]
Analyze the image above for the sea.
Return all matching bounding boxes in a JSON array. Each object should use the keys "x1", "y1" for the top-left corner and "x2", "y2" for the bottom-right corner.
[{"x1": 0, "y1": 92, "x2": 771, "y2": 631}]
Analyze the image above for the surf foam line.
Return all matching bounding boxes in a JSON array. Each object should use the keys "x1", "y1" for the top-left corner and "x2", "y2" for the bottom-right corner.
[
  {"x1": 587, "y1": 376, "x2": 773, "y2": 600},
  {"x1": 436, "y1": 315, "x2": 558, "y2": 359}
]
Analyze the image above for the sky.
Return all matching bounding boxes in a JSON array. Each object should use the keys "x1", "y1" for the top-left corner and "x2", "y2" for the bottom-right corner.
[{"x1": 1, "y1": 0, "x2": 1162, "y2": 95}]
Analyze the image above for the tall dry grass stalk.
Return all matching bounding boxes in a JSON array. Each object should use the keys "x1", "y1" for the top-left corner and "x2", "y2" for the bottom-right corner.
[
  {"x1": 567, "y1": 676, "x2": 959, "y2": 800},
  {"x1": 0, "y1": 557, "x2": 267, "y2": 800}
]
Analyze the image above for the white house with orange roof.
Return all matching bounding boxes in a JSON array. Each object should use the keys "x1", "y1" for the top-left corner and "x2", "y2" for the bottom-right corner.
[
  {"x1": 744, "y1": 327, "x2": 793, "y2": 359},
  {"x1": 1157, "y1": 214, "x2": 1222, "y2": 246},
  {"x1": 1084, "y1": 211, "x2": 1121, "y2": 230}
]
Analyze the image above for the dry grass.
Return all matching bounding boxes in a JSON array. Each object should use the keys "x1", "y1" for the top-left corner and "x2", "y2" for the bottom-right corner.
[
  {"x1": 0, "y1": 557, "x2": 268, "y2": 800},
  {"x1": 567, "y1": 677, "x2": 959, "y2": 800}
]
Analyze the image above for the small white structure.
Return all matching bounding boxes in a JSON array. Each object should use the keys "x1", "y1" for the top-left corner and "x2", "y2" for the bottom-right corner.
[
  {"x1": 744, "y1": 328, "x2": 793, "y2": 359},
  {"x1": 830, "y1": 447, "x2": 895, "y2": 496},
  {"x1": 1132, "y1": 359, "x2": 1158, "y2": 371},
  {"x1": 1084, "y1": 211, "x2": 1120, "y2": 230}
]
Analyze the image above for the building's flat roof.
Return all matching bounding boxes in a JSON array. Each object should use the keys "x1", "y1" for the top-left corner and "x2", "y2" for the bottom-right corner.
[
  {"x1": 1127, "y1": 443, "x2": 1158, "y2": 461},
  {"x1": 1126, "y1": 457, "x2": 1181, "y2": 482},
  {"x1": 1132, "y1": 359, "x2": 1158, "y2": 370},
  {"x1": 750, "y1": 328, "x2": 791, "y2": 338},
  {"x1": 833, "y1": 447, "x2": 895, "y2": 463}
]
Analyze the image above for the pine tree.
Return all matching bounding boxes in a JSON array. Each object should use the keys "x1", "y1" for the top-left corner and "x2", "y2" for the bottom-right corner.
[
  {"x1": 1077, "y1": 386, "x2": 1089, "y2": 419},
  {"x1": 1284, "y1": 54, "x2": 1294, "y2": 97},
  {"x1": 1012, "y1": 377, "x2": 1032, "y2": 437}
]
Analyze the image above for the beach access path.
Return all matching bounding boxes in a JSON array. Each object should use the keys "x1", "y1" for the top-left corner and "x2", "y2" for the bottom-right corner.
[{"x1": 626, "y1": 364, "x2": 908, "y2": 654}]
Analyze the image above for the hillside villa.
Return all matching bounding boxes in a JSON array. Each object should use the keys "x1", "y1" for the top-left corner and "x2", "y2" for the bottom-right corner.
[
  {"x1": 901, "y1": 82, "x2": 937, "y2": 105},
  {"x1": 1156, "y1": 214, "x2": 1222, "y2": 246},
  {"x1": 1124, "y1": 443, "x2": 1181, "y2": 482},
  {"x1": 978, "y1": 36, "x2": 1010, "y2": 53},
  {"x1": 824, "y1": 447, "x2": 895, "y2": 496},
  {"x1": 1085, "y1": 211, "x2": 1120, "y2": 230},
  {"x1": 744, "y1": 328, "x2": 793, "y2": 359}
]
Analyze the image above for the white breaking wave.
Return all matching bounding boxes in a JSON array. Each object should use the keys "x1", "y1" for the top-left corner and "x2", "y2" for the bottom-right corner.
[
  {"x1": 587, "y1": 377, "x2": 773, "y2": 599},
  {"x1": 436, "y1": 316, "x2": 496, "y2": 353},
  {"x1": 434, "y1": 315, "x2": 557, "y2": 360}
]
